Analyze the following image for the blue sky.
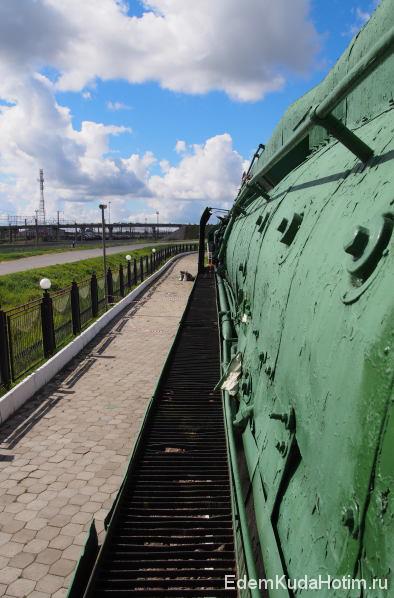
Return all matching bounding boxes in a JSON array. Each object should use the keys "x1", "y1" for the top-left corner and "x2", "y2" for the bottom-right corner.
[
  {"x1": 0, "y1": 0, "x2": 380, "y2": 223},
  {"x1": 56, "y1": 0, "x2": 375, "y2": 162}
]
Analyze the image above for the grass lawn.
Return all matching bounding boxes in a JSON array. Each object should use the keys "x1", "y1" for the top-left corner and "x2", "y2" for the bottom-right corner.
[
  {"x1": 0, "y1": 238, "x2": 156, "y2": 262},
  {"x1": 0, "y1": 245, "x2": 167, "y2": 310}
]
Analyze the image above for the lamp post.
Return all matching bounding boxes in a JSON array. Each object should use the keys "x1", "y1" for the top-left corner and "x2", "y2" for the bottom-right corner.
[
  {"x1": 40, "y1": 278, "x2": 55, "y2": 357},
  {"x1": 152, "y1": 247, "x2": 156, "y2": 270},
  {"x1": 99, "y1": 204, "x2": 108, "y2": 311},
  {"x1": 126, "y1": 254, "x2": 132, "y2": 288},
  {"x1": 155, "y1": 211, "x2": 159, "y2": 240}
]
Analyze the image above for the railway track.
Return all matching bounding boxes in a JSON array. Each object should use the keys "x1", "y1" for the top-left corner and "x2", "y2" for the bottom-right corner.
[{"x1": 73, "y1": 272, "x2": 237, "y2": 597}]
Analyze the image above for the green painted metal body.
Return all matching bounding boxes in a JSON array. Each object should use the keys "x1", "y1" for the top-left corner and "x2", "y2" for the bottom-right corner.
[{"x1": 215, "y1": 2, "x2": 394, "y2": 595}]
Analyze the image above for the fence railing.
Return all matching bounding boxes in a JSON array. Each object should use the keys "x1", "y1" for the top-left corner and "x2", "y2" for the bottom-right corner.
[{"x1": 0, "y1": 244, "x2": 197, "y2": 392}]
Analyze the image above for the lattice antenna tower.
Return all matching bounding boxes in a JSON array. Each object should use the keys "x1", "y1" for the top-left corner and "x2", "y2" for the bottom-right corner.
[{"x1": 37, "y1": 168, "x2": 46, "y2": 224}]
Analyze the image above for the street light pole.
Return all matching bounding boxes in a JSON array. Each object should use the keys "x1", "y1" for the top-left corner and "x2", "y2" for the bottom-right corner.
[
  {"x1": 99, "y1": 204, "x2": 108, "y2": 311},
  {"x1": 155, "y1": 211, "x2": 159, "y2": 240}
]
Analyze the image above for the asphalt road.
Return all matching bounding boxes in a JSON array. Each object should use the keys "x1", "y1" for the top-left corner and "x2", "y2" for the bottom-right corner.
[{"x1": 0, "y1": 242, "x2": 168, "y2": 275}]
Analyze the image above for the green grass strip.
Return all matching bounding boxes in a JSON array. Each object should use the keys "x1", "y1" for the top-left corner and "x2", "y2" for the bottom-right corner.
[{"x1": 0, "y1": 245, "x2": 168, "y2": 310}]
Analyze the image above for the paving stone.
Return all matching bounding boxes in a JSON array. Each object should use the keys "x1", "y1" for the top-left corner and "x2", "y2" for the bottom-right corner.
[
  {"x1": 15, "y1": 510, "x2": 37, "y2": 523},
  {"x1": 0, "y1": 542, "x2": 22, "y2": 558},
  {"x1": 0, "y1": 532, "x2": 12, "y2": 546},
  {"x1": 25, "y1": 518, "x2": 48, "y2": 531},
  {"x1": 0, "y1": 556, "x2": 9, "y2": 569},
  {"x1": 60, "y1": 505, "x2": 79, "y2": 517},
  {"x1": 70, "y1": 511, "x2": 92, "y2": 525},
  {"x1": 35, "y1": 548, "x2": 62, "y2": 565},
  {"x1": 23, "y1": 539, "x2": 49, "y2": 554},
  {"x1": 76, "y1": 471, "x2": 95, "y2": 481},
  {"x1": 38, "y1": 507, "x2": 59, "y2": 520},
  {"x1": 27, "y1": 500, "x2": 48, "y2": 512},
  {"x1": 49, "y1": 558, "x2": 75, "y2": 577},
  {"x1": 3, "y1": 504, "x2": 24, "y2": 515},
  {"x1": 22, "y1": 563, "x2": 49, "y2": 581},
  {"x1": 0, "y1": 520, "x2": 25, "y2": 534},
  {"x1": 8, "y1": 552, "x2": 35, "y2": 569},
  {"x1": 48, "y1": 535, "x2": 73, "y2": 551},
  {"x1": 0, "y1": 567, "x2": 21, "y2": 585},
  {"x1": 48, "y1": 515, "x2": 70, "y2": 528},
  {"x1": 68, "y1": 494, "x2": 88, "y2": 507},
  {"x1": 1, "y1": 480, "x2": 17, "y2": 490},
  {"x1": 6, "y1": 487, "x2": 26, "y2": 498},
  {"x1": 6, "y1": 578, "x2": 36, "y2": 597},
  {"x1": 79, "y1": 501, "x2": 102, "y2": 514},
  {"x1": 61, "y1": 544, "x2": 84, "y2": 561},
  {"x1": 61, "y1": 523, "x2": 83, "y2": 537},
  {"x1": 36, "y1": 574, "x2": 63, "y2": 594}
]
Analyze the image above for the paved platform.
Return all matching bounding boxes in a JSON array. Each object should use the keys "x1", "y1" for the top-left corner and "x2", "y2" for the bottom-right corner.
[{"x1": 0, "y1": 254, "x2": 197, "y2": 597}]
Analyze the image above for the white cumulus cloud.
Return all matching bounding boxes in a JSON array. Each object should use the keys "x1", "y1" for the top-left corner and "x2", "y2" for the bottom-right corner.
[
  {"x1": 175, "y1": 140, "x2": 187, "y2": 154},
  {"x1": 107, "y1": 101, "x2": 132, "y2": 111},
  {"x1": 145, "y1": 133, "x2": 247, "y2": 221},
  {"x1": 0, "y1": 0, "x2": 320, "y2": 102},
  {"x1": 0, "y1": 0, "x2": 320, "y2": 221},
  {"x1": 0, "y1": 74, "x2": 151, "y2": 219}
]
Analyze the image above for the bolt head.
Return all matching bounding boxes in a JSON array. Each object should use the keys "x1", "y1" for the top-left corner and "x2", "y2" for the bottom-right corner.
[
  {"x1": 277, "y1": 218, "x2": 288, "y2": 234},
  {"x1": 341, "y1": 507, "x2": 355, "y2": 530},
  {"x1": 344, "y1": 225, "x2": 369, "y2": 259}
]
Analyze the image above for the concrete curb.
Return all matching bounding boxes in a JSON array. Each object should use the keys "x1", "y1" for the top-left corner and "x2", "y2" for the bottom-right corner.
[{"x1": 0, "y1": 252, "x2": 196, "y2": 425}]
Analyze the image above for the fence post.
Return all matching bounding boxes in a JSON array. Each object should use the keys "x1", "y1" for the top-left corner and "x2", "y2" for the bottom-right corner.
[
  {"x1": 133, "y1": 259, "x2": 138, "y2": 286},
  {"x1": 119, "y1": 264, "x2": 125, "y2": 297},
  {"x1": 150, "y1": 254, "x2": 153, "y2": 273},
  {"x1": 71, "y1": 281, "x2": 81, "y2": 335},
  {"x1": 0, "y1": 310, "x2": 11, "y2": 387},
  {"x1": 140, "y1": 257, "x2": 144, "y2": 282},
  {"x1": 91, "y1": 273, "x2": 98, "y2": 317},
  {"x1": 145, "y1": 256, "x2": 149, "y2": 277},
  {"x1": 127, "y1": 260, "x2": 132, "y2": 288},
  {"x1": 107, "y1": 268, "x2": 114, "y2": 303},
  {"x1": 41, "y1": 291, "x2": 56, "y2": 356}
]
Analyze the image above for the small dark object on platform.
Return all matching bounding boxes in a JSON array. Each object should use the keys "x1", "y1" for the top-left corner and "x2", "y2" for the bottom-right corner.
[{"x1": 179, "y1": 270, "x2": 195, "y2": 281}]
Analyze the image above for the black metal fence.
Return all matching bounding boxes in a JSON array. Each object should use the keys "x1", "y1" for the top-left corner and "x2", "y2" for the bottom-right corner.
[{"x1": 0, "y1": 244, "x2": 196, "y2": 392}]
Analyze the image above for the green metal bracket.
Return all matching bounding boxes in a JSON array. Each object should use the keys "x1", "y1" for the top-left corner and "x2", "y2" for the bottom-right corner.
[{"x1": 310, "y1": 108, "x2": 374, "y2": 163}]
